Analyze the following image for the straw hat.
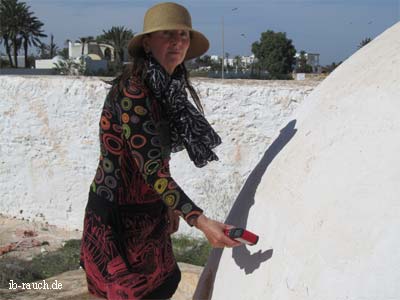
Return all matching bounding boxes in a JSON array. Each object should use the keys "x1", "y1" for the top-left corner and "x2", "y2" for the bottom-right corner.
[{"x1": 128, "y1": 2, "x2": 209, "y2": 60}]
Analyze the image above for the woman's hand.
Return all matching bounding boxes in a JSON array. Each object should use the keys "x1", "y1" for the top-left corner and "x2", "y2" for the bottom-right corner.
[
  {"x1": 167, "y1": 208, "x2": 180, "y2": 234},
  {"x1": 193, "y1": 215, "x2": 242, "y2": 248}
]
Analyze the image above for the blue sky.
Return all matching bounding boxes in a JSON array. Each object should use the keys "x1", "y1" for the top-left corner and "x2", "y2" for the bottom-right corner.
[{"x1": 8, "y1": 0, "x2": 400, "y2": 65}]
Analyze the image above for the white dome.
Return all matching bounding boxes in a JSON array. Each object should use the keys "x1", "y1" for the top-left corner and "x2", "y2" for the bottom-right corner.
[{"x1": 195, "y1": 21, "x2": 400, "y2": 300}]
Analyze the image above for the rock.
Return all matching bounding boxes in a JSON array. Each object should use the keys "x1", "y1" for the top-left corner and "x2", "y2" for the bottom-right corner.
[{"x1": 173, "y1": 263, "x2": 204, "y2": 300}]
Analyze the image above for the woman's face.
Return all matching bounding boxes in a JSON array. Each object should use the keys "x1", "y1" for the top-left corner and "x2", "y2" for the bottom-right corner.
[{"x1": 142, "y1": 30, "x2": 190, "y2": 74}]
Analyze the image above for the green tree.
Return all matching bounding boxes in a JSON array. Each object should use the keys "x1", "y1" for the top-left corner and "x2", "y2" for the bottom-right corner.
[
  {"x1": 98, "y1": 26, "x2": 134, "y2": 64},
  {"x1": 20, "y1": 12, "x2": 46, "y2": 67},
  {"x1": 234, "y1": 55, "x2": 242, "y2": 72},
  {"x1": 0, "y1": 5, "x2": 13, "y2": 66},
  {"x1": 48, "y1": 34, "x2": 59, "y2": 58},
  {"x1": 224, "y1": 52, "x2": 233, "y2": 71},
  {"x1": 322, "y1": 61, "x2": 342, "y2": 74},
  {"x1": 37, "y1": 42, "x2": 49, "y2": 59},
  {"x1": 358, "y1": 37, "x2": 372, "y2": 49},
  {"x1": 0, "y1": 0, "x2": 28, "y2": 67},
  {"x1": 58, "y1": 47, "x2": 69, "y2": 59},
  {"x1": 0, "y1": 0, "x2": 46, "y2": 68},
  {"x1": 77, "y1": 36, "x2": 94, "y2": 56},
  {"x1": 38, "y1": 35, "x2": 59, "y2": 59},
  {"x1": 194, "y1": 55, "x2": 212, "y2": 68},
  {"x1": 202, "y1": 55, "x2": 212, "y2": 66},
  {"x1": 251, "y1": 30, "x2": 296, "y2": 78}
]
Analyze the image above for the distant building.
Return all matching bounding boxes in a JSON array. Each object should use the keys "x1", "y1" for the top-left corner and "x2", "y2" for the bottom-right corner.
[
  {"x1": 210, "y1": 54, "x2": 255, "y2": 68},
  {"x1": 68, "y1": 41, "x2": 118, "y2": 61},
  {"x1": 210, "y1": 55, "x2": 220, "y2": 62},
  {"x1": 35, "y1": 56, "x2": 65, "y2": 69},
  {"x1": 295, "y1": 52, "x2": 321, "y2": 73},
  {"x1": 35, "y1": 40, "x2": 117, "y2": 73},
  {"x1": 240, "y1": 55, "x2": 255, "y2": 68}
]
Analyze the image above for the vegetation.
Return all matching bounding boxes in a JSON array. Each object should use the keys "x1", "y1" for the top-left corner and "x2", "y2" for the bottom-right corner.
[
  {"x1": 0, "y1": 55, "x2": 12, "y2": 68},
  {"x1": 77, "y1": 36, "x2": 94, "y2": 56},
  {"x1": 321, "y1": 61, "x2": 342, "y2": 73},
  {"x1": 358, "y1": 37, "x2": 372, "y2": 49},
  {"x1": 251, "y1": 30, "x2": 296, "y2": 79},
  {"x1": 58, "y1": 47, "x2": 69, "y2": 60},
  {"x1": 0, "y1": 0, "x2": 46, "y2": 68},
  {"x1": 96, "y1": 26, "x2": 134, "y2": 64},
  {"x1": 192, "y1": 55, "x2": 220, "y2": 72},
  {"x1": 37, "y1": 34, "x2": 59, "y2": 59},
  {"x1": 53, "y1": 57, "x2": 86, "y2": 75},
  {"x1": 171, "y1": 235, "x2": 211, "y2": 266}
]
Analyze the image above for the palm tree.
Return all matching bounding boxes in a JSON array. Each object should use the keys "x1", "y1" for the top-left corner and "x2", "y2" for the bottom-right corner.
[
  {"x1": 4, "y1": 0, "x2": 29, "y2": 68},
  {"x1": 358, "y1": 37, "x2": 372, "y2": 49},
  {"x1": 0, "y1": 0, "x2": 26, "y2": 67},
  {"x1": 48, "y1": 34, "x2": 59, "y2": 58},
  {"x1": 77, "y1": 36, "x2": 94, "y2": 56},
  {"x1": 21, "y1": 13, "x2": 47, "y2": 67},
  {"x1": 37, "y1": 42, "x2": 49, "y2": 59},
  {"x1": 234, "y1": 55, "x2": 242, "y2": 71},
  {"x1": 225, "y1": 52, "x2": 230, "y2": 70},
  {"x1": 100, "y1": 26, "x2": 134, "y2": 64},
  {"x1": 0, "y1": 0, "x2": 46, "y2": 68}
]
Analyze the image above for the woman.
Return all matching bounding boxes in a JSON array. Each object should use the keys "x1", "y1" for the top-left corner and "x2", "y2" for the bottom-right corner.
[{"x1": 80, "y1": 2, "x2": 241, "y2": 299}]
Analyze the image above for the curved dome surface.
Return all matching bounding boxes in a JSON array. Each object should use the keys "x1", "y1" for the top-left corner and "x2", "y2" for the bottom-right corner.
[{"x1": 195, "y1": 22, "x2": 400, "y2": 300}]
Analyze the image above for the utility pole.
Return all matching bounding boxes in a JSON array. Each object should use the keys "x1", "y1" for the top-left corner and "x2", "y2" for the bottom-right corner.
[
  {"x1": 221, "y1": 16, "x2": 224, "y2": 79},
  {"x1": 221, "y1": 8, "x2": 238, "y2": 80}
]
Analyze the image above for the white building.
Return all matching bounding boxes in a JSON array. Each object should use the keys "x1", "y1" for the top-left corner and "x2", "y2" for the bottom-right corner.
[
  {"x1": 35, "y1": 41, "x2": 115, "y2": 73},
  {"x1": 210, "y1": 55, "x2": 220, "y2": 62},
  {"x1": 35, "y1": 55, "x2": 65, "y2": 69},
  {"x1": 210, "y1": 54, "x2": 255, "y2": 68},
  {"x1": 240, "y1": 54, "x2": 255, "y2": 67},
  {"x1": 68, "y1": 41, "x2": 116, "y2": 61},
  {"x1": 295, "y1": 52, "x2": 321, "y2": 73}
]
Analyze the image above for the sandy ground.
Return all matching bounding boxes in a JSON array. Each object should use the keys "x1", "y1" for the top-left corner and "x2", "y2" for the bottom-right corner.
[{"x1": 0, "y1": 214, "x2": 82, "y2": 260}]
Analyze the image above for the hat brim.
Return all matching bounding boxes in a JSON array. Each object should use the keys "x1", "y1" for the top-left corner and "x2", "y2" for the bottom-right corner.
[{"x1": 128, "y1": 26, "x2": 209, "y2": 60}]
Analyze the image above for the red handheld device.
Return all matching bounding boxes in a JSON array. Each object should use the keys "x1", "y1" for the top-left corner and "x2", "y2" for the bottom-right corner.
[{"x1": 224, "y1": 228, "x2": 259, "y2": 246}]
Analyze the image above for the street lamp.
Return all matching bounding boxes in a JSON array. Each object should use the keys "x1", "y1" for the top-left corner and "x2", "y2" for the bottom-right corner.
[
  {"x1": 221, "y1": 16, "x2": 224, "y2": 79},
  {"x1": 221, "y1": 7, "x2": 239, "y2": 79}
]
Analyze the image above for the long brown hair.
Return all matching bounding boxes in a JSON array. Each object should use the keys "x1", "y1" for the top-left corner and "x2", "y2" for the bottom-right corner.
[{"x1": 110, "y1": 42, "x2": 204, "y2": 115}]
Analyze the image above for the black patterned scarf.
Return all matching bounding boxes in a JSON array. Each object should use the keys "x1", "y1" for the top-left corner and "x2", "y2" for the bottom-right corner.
[{"x1": 144, "y1": 53, "x2": 221, "y2": 168}]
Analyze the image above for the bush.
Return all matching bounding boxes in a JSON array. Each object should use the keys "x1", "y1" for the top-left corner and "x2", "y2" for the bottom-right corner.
[
  {"x1": 53, "y1": 58, "x2": 86, "y2": 75},
  {"x1": 0, "y1": 57, "x2": 12, "y2": 68},
  {"x1": 172, "y1": 235, "x2": 211, "y2": 266}
]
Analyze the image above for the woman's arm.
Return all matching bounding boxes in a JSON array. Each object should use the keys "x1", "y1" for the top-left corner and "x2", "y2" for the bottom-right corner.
[{"x1": 192, "y1": 215, "x2": 242, "y2": 248}]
